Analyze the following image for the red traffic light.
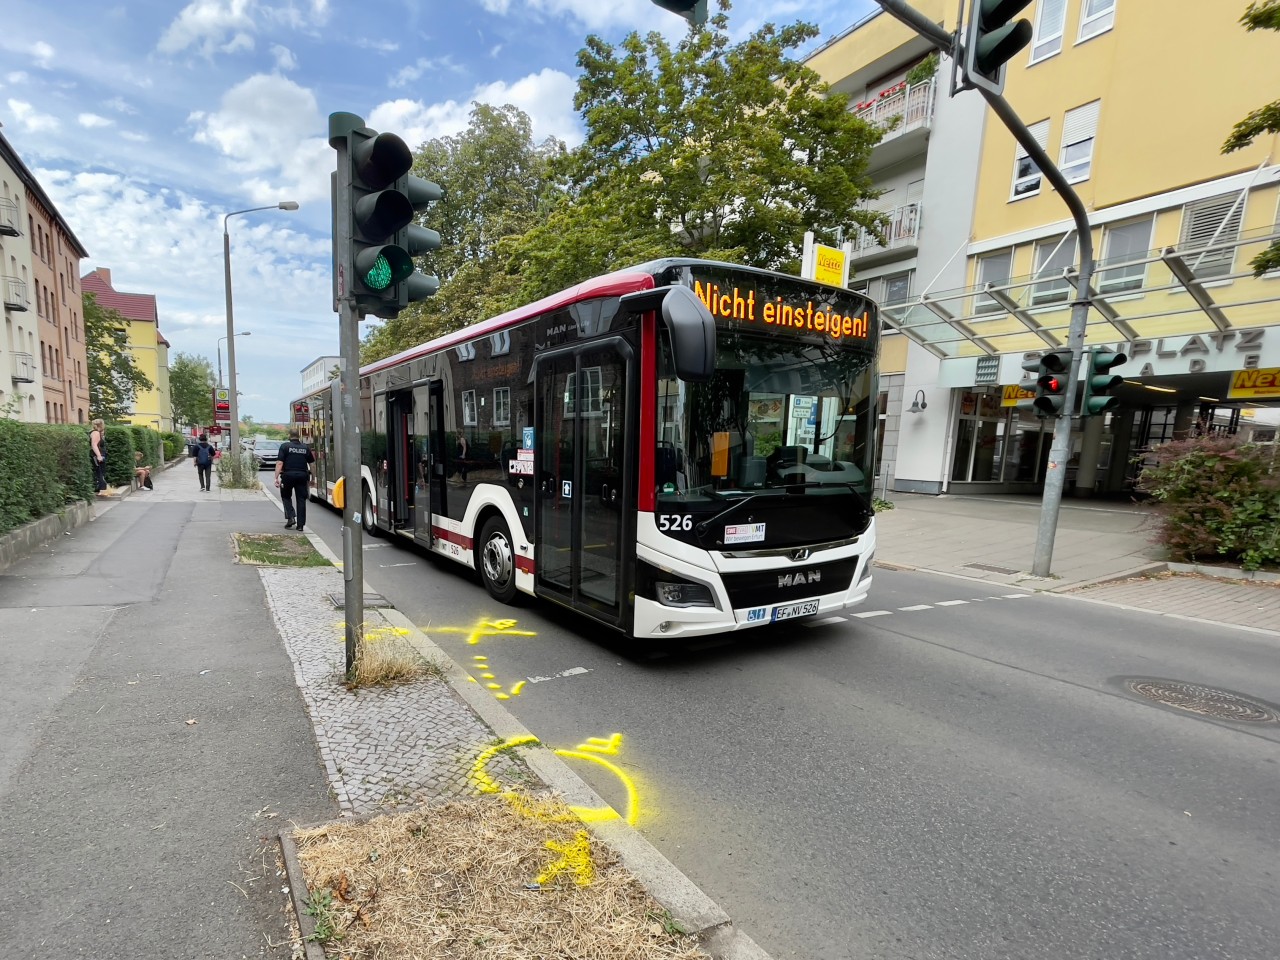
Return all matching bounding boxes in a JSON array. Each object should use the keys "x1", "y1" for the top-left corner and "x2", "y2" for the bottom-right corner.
[{"x1": 1037, "y1": 374, "x2": 1063, "y2": 393}]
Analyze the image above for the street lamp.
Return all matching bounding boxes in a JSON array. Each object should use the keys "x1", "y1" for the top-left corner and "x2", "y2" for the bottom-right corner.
[
  {"x1": 223, "y1": 200, "x2": 299, "y2": 483},
  {"x1": 216, "y1": 331, "x2": 251, "y2": 389}
]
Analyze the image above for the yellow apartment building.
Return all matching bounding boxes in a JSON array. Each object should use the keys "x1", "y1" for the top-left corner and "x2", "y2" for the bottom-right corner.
[
  {"x1": 82, "y1": 268, "x2": 173, "y2": 431},
  {"x1": 808, "y1": 0, "x2": 1280, "y2": 496}
]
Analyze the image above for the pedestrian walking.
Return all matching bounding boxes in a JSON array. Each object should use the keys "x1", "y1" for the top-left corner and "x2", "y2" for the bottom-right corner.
[
  {"x1": 275, "y1": 429, "x2": 315, "y2": 531},
  {"x1": 89, "y1": 419, "x2": 108, "y2": 494},
  {"x1": 193, "y1": 434, "x2": 216, "y2": 491}
]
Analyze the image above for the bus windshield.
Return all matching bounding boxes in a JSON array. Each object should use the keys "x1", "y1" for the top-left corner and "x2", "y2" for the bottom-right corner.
[{"x1": 655, "y1": 331, "x2": 877, "y2": 502}]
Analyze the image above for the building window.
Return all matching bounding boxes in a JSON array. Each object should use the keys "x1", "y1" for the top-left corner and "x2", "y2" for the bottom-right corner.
[
  {"x1": 882, "y1": 272, "x2": 912, "y2": 305},
  {"x1": 1012, "y1": 120, "x2": 1050, "y2": 199},
  {"x1": 1031, "y1": 235, "x2": 1076, "y2": 305},
  {"x1": 461, "y1": 389, "x2": 477, "y2": 426},
  {"x1": 493, "y1": 387, "x2": 510, "y2": 426},
  {"x1": 490, "y1": 330, "x2": 510, "y2": 356},
  {"x1": 1031, "y1": 0, "x2": 1067, "y2": 61},
  {"x1": 565, "y1": 367, "x2": 603, "y2": 418},
  {"x1": 1078, "y1": 0, "x2": 1116, "y2": 42},
  {"x1": 1180, "y1": 194, "x2": 1244, "y2": 280},
  {"x1": 975, "y1": 250, "x2": 1013, "y2": 314},
  {"x1": 1099, "y1": 216, "x2": 1153, "y2": 293},
  {"x1": 1059, "y1": 101, "x2": 1100, "y2": 183}
]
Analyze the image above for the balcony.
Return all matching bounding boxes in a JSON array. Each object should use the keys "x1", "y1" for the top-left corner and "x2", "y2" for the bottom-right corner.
[
  {"x1": 0, "y1": 198, "x2": 18, "y2": 236},
  {"x1": 854, "y1": 78, "x2": 935, "y2": 170},
  {"x1": 852, "y1": 201, "x2": 921, "y2": 266},
  {"x1": 10, "y1": 351, "x2": 35, "y2": 384},
  {"x1": 3, "y1": 276, "x2": 30, "y2": 311}
]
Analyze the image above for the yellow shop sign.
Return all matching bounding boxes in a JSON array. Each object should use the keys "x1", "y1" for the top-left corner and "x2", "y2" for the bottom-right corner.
[
  {"x1": 1001, "y1": 384, "x2": 1036, "y2": 407},
  {"x1": 1227, "y1": 367, "x2": 1280, "y2": 400}
]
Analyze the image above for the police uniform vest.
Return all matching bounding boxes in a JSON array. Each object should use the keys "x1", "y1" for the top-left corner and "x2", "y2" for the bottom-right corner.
[{"x1": 279, "y1": 442, "x2": 312, "y2": 477}]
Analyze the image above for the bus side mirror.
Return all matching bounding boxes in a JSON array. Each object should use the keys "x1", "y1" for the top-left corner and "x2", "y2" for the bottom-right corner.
[{"x1": 620, "y1": 284, "x2": 715, "y2": 383}]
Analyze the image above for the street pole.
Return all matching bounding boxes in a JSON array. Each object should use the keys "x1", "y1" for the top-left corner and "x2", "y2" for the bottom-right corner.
[
  {"x1": 222, "y1": 224, "x2": 243, "y2": 484},
  {"x1": 329, "y1": 116, "x2": 365, "y2": 675},
  {"x1": 217, "y1": 343, "x2": 223, "y2": 389},
  {"x1": 876, "y1": 0, "x2": 1094, "y2": 577}
]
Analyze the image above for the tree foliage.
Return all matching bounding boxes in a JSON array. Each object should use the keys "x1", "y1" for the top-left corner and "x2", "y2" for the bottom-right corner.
[
  {"x1": 503, "y1": 0, "x2": 883, "y2": 303},
  {"x1": 169, "y1": 352, "x2": 216, "y2": 429},
  {"x1": 362, "y1": 103, "x2": 565, "y2": 363},
  {"x1": 83, "y1": 292, "x2": 152, "y2": 423},
  {"x1": 1223, "y1": 0, "x2": 1280, "y2": 275}
]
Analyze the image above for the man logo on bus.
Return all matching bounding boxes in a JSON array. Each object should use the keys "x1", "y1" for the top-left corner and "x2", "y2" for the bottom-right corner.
[{"x1": 778, "y1": 570, "x2": 821, "y2": 588}]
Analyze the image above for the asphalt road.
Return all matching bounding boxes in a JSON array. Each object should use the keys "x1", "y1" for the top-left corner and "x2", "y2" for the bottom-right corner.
[{"x1": 307, "y1": 504, "x2": 1280, "y2": 960}]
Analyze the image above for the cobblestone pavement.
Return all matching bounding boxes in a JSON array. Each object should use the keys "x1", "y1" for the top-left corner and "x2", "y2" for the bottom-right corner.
[
  {"x1": 258, "y1": 564, "x2": 528, "y2": 814},
  {"x1": 1072, "y1": 572, "x2": 1280, "y2": 634}
]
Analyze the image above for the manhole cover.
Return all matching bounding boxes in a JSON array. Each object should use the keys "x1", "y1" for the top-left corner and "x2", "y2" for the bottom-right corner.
[{"x1": 1122, "y1": 678, "x2": 1279, "y2": 723}]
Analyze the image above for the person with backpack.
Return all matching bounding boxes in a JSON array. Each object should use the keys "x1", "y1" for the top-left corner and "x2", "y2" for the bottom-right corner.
[{"x1": 193, "y1": 434, "x2": 216, "y2": 491}]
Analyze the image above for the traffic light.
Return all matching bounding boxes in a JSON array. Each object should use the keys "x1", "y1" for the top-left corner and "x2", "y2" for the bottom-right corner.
[
  {"x1": 649, "y1": 0, "x2": 708, "y2": 26},
  {"x1": 330, "y1": 112, "x2": 442, "y2": 319},
  {"x1": 963, "y1": 0, "x2": 1034, "y2": 96},
  {"x1": 1080, "y1": 348, "x2": 1127, "y2": 416},
  {"x1": 1017, "y1": 349, "x2": 1071, "y2": 418}
]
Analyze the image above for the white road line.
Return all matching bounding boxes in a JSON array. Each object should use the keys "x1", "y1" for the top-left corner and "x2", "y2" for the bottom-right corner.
[
  {"x1": 805, "y1": 616, "x2": 848, "y2": 628},
  {"x1": 936, "y1": 600, "x2": 968, "y2": 606},
  {"x1": 853, "y1": 610, "x2": 893, "y2": 619},
  {"x1": 899, "y1": 604, "x2": 933, "y2": 611},
  {"x1": 525, "y1": 666, "x2": 591, "y2": 684},
  {"x1": 1003, "y1": 593, "x2": 1031, "y2": 599},
  {"x1": 378, "y1": 563, "x2": 416, "y2": 568}
]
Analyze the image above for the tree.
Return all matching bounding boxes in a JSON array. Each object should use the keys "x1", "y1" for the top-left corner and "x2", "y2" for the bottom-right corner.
[
  {"x1": 169, "y1": 352, "x2": 216, "y2": 429},
  {"x1": 502, "y1": 0, "x2": 883, "y2": 303},
  {"x1": 1223, "y1": 0, "x2": 1280, "y2": 275},
  {"x1": 361, "y1": 103, "x2": 565, "y2": 363},
  {"x1": 84, "y1": 292, "x2": 152, "y2": 422}
]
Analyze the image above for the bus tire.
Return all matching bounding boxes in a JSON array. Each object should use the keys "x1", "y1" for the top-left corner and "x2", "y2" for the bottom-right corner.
[
  {"x1": 477, "y1": 516, "x2": 518, "y2": 605},
  {"x1": 362, "y1": 486, "x2": 378, "y2": 537}
]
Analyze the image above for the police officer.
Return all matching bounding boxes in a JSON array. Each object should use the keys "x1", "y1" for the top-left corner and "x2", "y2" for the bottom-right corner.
[{"x1": 275, "y1": 429, "x2": 316, "y2": 531}]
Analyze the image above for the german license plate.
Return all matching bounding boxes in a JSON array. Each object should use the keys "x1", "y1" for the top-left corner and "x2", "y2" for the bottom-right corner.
[{"x1": 772, "y1": 600, "x2": 820, "y2": 622}]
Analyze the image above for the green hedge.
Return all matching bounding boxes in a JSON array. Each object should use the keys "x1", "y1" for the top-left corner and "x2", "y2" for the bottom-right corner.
[
  {"x1": 0, "y1": 421, "x2": 93, "y2": 536},
  {"x1": 1138, "y1": 436, "x2": 1280, "y2": 570},
  {"x1": 163, "y1": 431, "x2": 184, "y2": 461},
  {"x1": 103, "y1": 425, "x2": 137, "y2": 487}
]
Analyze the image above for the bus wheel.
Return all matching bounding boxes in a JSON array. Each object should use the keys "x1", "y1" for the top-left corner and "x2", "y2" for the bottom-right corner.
[
  {"x1": 361, "y1": 486, "x2": 378, "y2": 537},
  {"x1": 478, "y1": 516, "x2": 518, "y2": 604}
]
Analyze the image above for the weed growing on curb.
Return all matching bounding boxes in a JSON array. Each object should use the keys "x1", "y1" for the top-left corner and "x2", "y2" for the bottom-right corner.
[{"x1": 303, "y1": 887, "x2": 342, "y2": 943}]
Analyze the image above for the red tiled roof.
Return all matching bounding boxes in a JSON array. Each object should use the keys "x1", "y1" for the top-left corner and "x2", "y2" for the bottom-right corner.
[{"x1": 82, "y1": 268, "x2": 158, "y2": 324}]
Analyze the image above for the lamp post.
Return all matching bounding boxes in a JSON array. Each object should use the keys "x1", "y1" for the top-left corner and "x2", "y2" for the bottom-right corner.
[
  {"x1": 216, "y1": 331, "x2": 251, "y2": 389},
  {"x1": 223, "y1": 201, "x2": 298, "y2": 484}
]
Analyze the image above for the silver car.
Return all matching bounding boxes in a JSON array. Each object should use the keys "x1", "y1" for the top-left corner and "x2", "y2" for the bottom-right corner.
[{"x1": 252, "y1": 439, "x2": 280, "y2": 470}]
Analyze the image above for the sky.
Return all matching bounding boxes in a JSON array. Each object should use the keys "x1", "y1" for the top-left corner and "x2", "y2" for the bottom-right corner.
[{"x1": 1, "y1": 0, "x2": 877, "y2": 423}]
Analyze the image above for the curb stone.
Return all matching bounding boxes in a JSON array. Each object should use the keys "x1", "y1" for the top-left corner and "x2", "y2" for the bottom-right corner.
[{"x1": 292, "y1": 520, "x2": 773, "y2": 959}]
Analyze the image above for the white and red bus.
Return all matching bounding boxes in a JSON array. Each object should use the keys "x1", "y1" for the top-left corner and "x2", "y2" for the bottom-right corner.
[{"x1": 293, "y1": 258, "x2": 880, "y2": 640}]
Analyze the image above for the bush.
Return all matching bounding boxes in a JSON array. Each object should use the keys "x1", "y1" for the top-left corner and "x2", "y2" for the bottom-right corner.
[
  {"x1": 130, "y1": 425, "x2": 165, "y2": 467},
  {"x1": 103, "y1": 424, "x2": 137, "y2": 487},
  {"x1": 216, "y1": 448, "x2": 261, "y2": 489},
  {"x1": 1137, "y1": 436, "x2": 1280, "y2": 570},
  {"x1": 0, "y1": 421, "x2": 93, "y2": 535},
  {"x1": 163, "y1": 432, "x2": 184, "y2": 461}
]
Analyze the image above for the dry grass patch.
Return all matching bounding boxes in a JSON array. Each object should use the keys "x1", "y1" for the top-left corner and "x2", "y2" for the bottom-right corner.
[
  {"x1": 234, "y1": 532, "x2": 331, "y2": 567},
  {"x1": 345, "y1": 625, "x2": 442, "y2": 688},
  {"x1": 293, "y1": 794, "x2": 711, "y2": 960}
]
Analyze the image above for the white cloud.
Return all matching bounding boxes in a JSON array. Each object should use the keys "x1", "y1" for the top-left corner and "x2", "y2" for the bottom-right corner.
[
  {"x1": 120, "y1": 130, "x2": 151, "y2": 142},
  {"x1": 78, "y1": 113, "x2": 114, "y2": 128},
  {"x1": 30, "y1": 41, "x2": 56, "y2": 68},
  {"x1": 6, "y1": 71, "x2": 30, "y2": 85},
  {"x1": 389, "y1": 56, "x2": 458, "y2": 89},
  {"x1": 157, "y1": 0, "x2": 258, "y2": 57},
  {"x1": 7, "y1": 99, "x2": 60, "y2": 133},
  {"x1": 104, "y1": 96, "x2": 137, "y2": 114},
  {"x1": 271, "y1": 43, "x2": 297, "y2": 70},
  {"x1": 189, "y1": 73, "x2": 331, "y2": 204},
  {"x1": 355, "y1": 38, "x2": 399, "y2": 53}
]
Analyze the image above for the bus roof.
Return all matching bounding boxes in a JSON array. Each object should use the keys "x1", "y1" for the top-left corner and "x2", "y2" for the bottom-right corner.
[{"x1": 359, "y1": 257, "x2": 872, "y2": 377}]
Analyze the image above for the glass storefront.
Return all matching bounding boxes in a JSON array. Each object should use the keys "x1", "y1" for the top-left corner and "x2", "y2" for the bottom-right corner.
[{"x1": 950, "y1": 387, "x2": 1052, "y2": 486}]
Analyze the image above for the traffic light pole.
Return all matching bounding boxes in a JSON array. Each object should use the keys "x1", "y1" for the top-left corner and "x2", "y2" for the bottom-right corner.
[
  {"x1": 331, "y1": 122, "x2": 365, "y2": 675},
  {"x1": 876, "y1": 0, "x2": 1094, "y2": 577}
]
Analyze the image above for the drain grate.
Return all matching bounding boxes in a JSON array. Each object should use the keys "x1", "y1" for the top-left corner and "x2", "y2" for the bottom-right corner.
[
  {"x1": 1123, "y1": 678, "x2": 1279, "y2": 723},
  {"x1": 962, "y1": 562, "x2": 1022, "y2": 576}
]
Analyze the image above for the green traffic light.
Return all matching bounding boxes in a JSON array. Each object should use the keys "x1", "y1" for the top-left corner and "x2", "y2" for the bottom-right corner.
[{"x1": 364, "y1": 254, "x2": 393, "y2": 290}]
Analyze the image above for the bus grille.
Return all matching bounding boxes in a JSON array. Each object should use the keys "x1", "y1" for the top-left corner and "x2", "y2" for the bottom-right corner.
[{"x1": 721, "y1": 559, "x2": 858, "y2": 609}]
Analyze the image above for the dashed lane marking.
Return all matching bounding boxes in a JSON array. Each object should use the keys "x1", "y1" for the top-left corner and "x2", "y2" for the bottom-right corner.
[
  {"x1": 853, "y1": 610, "x2": 893, "y2": 619},
  {"x1": 899, "y1": 604, "x2": 933, "y2": 611},
  {"x1": 936, "y1": 600, "x2": 968, "y2": 606},
  {"x1": 805, "y1": 616, "x2": 849, "y2": 628}
]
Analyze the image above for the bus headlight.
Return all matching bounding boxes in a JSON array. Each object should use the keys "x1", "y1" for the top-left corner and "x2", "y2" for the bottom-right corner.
[{"x1": 655, "y1": 581, "x2": 715, "y2": 608}]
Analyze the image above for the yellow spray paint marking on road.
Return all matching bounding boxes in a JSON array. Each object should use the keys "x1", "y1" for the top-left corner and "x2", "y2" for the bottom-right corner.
[
  {"x1": 536, "y1": 831, "x2": 594, "y2": 887},
  {"x1": 438, "y1": 618, "x2": 539, "y2": 701}
]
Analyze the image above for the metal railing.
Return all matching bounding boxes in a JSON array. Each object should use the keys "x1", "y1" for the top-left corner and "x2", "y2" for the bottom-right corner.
[
  {"x1": 854, "y1": 78, "x2": 935, "y2": 139},
  {"x1": 0, "y1": 198, "x2": 18, "y2": 236},
  {"x1": 3, "y1": 276, "x2": 29, "y2": 310},
  {"x1": 854, "y1": 201, "x2": 921, "y2": 254}
]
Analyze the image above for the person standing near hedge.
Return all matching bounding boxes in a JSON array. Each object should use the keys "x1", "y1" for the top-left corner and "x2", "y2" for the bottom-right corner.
[{"x1": 90, "y1": 419, "x2": 107, "y2": 494}]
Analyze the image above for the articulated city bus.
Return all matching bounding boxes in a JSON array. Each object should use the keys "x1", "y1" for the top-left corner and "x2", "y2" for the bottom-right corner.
[{"x1": 292, "y1": 258, "x2": 881, "y2": 640}]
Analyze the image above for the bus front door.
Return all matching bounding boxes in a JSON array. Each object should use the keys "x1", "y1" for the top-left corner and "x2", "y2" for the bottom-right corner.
[
  {"x1": 414, "y1": 380, "x2": 445, "y2": 545},
  {"x1": 383, "y1": 391, "x2": 413, "y2": 531},
  {"x1": 535, "y1": 340, "x2": 634, "y2": 627}
]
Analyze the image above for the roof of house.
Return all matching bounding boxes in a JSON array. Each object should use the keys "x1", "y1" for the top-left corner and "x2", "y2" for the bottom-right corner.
[
  {"x1": 82, "y1": 268, "x2": 159, "y2": 323},
  {"x1": 0, "y1": 128, "x2": 90, "y2": 258}
]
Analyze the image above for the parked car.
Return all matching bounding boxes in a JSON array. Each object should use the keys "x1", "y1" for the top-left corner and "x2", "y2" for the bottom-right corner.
[{"x1": 252, "y1": 439, "x2": 281, "y2": 470}]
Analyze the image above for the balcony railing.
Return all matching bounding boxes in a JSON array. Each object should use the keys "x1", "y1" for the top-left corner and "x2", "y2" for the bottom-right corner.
[
  {"x1": 10, "y1": 351, "x2": 35, "y2": 384},
  {"x1": 854, "y1": 202, "x2": 921, "y2": 255},
  {"x1": 3, "y1": 276, "x2": 30, "y2": 311},
  {"x1": 0, "y1": 198, "x2": 18, "y2": 236},
  {"x1": 854, "y1": 78, "x2": 935, "y2": 141}
]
